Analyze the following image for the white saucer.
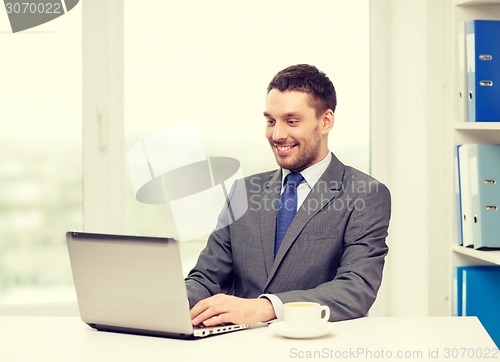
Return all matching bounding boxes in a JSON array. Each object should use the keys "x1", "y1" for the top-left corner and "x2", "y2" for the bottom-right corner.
[{"x1": 269, "y1": 321, "x2": 332, "y2": 339}]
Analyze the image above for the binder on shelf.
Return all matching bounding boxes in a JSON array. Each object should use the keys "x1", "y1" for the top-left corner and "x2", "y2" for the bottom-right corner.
[
  {"x1": 465, "y1": 20, "x2": 500, "y2": 122},
  {"x1": 469, "y1": 144, "x2": 500, "y2": 249},
  {"x1": 457, "y1": 24, "x2": 467, "y2": 123},
  {"x1": 454, "y1": 266, "x2": 500, "y2": 348},
  {"x1": 457, "y1": 144, "x2": 500, "y2": 249},
  {"x1": 455, "y1": 145, "x2": 464, "y2": 245},
  {"x1": 457, "y1": 144, "x2": 474, "y2": 247},
  {"x1": 452, "y1": 266, "x2": 463, "y2": 317}
]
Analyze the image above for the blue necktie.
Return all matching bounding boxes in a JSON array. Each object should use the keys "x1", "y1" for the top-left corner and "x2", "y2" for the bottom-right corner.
[{"x1": 275, "y1": 173, "x2": 304, "y2": 257}]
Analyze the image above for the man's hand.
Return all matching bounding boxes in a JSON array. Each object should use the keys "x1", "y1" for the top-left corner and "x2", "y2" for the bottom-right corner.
[{"x1": 190, "y1": 294, "x2": 276, "y2": 327}]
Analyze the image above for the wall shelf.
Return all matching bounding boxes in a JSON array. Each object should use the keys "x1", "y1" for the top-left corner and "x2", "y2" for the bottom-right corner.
[
  {"x1": 457, "y1": 0, "x2": 500, "y2": 6},
  {"x1": 452, "y1": 245, "x2": 500, "y2": 265},
  {"x1": 454, "y1": 122, "x2": 500, "y2": 131}
]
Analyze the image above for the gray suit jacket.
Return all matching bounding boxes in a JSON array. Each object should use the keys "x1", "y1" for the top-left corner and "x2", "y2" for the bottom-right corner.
[{"x1": 185, "y1": 153, "x2": 391, "y2": 321}]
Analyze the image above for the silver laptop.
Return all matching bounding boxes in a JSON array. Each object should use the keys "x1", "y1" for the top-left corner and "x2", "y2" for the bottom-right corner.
[{"x1": 66, "y1": 231, "x2": 249, "y2": 339}]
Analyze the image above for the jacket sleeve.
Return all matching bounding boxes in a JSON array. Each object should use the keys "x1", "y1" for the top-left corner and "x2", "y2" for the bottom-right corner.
[{"x1": 184, "y1": 178, "x2": 249, "y2": 308}]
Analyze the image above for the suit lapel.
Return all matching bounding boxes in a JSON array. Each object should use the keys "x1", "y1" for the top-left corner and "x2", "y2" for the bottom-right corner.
[
  {"x1": 264, "y1": 154, "x2": 345, "y2": 287},
  {"x1": 260, "y1": 169, "x2": 282, "y2": 275}
]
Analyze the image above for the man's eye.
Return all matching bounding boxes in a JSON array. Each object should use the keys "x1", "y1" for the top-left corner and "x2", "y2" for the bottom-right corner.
[{"x1": 266, "y1": 119, "x2": 275, "y2": 126}]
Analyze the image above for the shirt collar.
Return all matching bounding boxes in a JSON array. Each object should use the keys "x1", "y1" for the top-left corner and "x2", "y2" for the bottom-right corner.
[{"x1": 281, "y1": 152, "x2": 332, "y2": 189}]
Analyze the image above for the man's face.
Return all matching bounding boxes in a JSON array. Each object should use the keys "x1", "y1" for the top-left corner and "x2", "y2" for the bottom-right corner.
[{"x1": 264, "y1": 89, "x2": 331, "y2": 173}]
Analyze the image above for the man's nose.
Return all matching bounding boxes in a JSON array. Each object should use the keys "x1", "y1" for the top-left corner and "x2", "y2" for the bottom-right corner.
[{"x1": 272, "y1": 121, "x2": 288, "y2": 141}]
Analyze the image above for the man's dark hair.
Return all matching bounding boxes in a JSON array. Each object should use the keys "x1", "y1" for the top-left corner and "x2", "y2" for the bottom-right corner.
[{"x1": 267, "y1": 64, "x2": 337, "y2": 116}]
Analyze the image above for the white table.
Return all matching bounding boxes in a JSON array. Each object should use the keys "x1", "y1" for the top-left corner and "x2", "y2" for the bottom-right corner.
[{"x1": 1, "y1": 316, "x2": 498, "y2": 362}]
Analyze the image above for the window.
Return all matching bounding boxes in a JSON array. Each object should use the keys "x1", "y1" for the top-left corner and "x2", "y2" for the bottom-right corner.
[{"x1": 0, "y1": 6, "x2": 82, "y2": 305}]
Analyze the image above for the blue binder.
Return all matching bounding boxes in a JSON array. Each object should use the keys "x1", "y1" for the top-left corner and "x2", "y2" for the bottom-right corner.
[
  {"x1": 468, "y1": 144, "x2": 500, "y2": 249},
  {"x1": 454, "y1": 266, "x2": 500, "y2": 348},
  {"x1": 452, "y1": 266, "x2": 464, "y2": 317},
  {"x1": 466, "y1": 20, "x2": 500, "y2": 122}
]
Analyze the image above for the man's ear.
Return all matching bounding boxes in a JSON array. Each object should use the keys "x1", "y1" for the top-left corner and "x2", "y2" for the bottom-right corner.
[{"x1": 321, "y1": 109, "x2": 334, "y2": 134}]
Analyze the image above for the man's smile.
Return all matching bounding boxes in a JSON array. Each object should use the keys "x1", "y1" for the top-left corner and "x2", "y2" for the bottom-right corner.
[{"x1": 275, "y1": 144, "x2": 298, "y2": 156}]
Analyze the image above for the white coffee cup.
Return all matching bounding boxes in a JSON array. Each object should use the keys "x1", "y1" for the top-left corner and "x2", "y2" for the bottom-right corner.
[{"x1": 283, "y1": 302, "x2": 330, "y2": 329}]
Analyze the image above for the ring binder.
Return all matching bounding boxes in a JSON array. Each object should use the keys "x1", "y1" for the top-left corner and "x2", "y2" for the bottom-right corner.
[{"x1": 466, "y1": 20, "x2": 500, "y2": 122}]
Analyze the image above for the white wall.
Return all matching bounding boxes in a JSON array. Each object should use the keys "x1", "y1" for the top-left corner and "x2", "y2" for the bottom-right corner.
[{"x1": 370, "y1": 0, "x2": 448, "y2": 316}]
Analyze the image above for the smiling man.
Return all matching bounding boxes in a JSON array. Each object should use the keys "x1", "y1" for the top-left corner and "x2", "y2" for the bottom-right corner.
[{"x1": 186, "y1": 64, "x2": 391, "y2": 327}]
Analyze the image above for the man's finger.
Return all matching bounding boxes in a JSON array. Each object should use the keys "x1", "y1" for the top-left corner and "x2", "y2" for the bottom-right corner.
[
  {"x1": 202, "y1": 314, "x2": 229, "y2": 327},
  {"x1": 191, "y1": 301, "x2": 227, "y2": 326}
]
